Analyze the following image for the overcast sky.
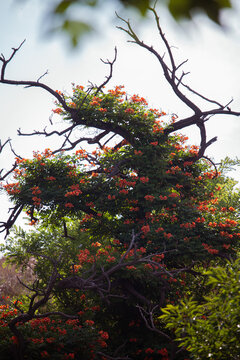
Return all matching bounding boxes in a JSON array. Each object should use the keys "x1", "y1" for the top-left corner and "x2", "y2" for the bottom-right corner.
[{"x1": 1, "y1": 0, "x2": 240, "y2": 242}]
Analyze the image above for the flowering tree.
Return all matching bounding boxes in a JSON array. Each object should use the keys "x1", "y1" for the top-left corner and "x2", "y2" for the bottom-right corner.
[{"x1": 0, "y1": 6, "x2": 240, "y2": 360}]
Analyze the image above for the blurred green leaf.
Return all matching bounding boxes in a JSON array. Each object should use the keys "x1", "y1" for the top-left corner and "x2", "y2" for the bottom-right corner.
[
  {"x1": 54, "y1": 0, "x2": 78, "y2": 14},
  {"x1": 120, "y1": 0, "x2": 151, "y2": 16},
  {"x1": 169, "y1": 0, "x2": 232, "y2": 24},
  {"x1": 61, "y1": 20, "x2": 93, "y2": 46}
]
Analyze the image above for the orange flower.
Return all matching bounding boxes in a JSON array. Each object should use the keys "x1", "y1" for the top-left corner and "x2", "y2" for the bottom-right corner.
[
  {"x1": 85, "y1": 320, "x2": 94, "y2": 326},
  {"x1": 125, "y1": 108, "x2": 135, "y2": 114},
  {"x1": 91, "y1": 242, "x2": 101, "y2": 247},
  {"x1": 164, "y1": 232, "x2": 173, "y2": 239},
  {"x1": 141, "y1": 225, "x2": 150, "y2": 234},
  {"x1": 52, "y1": 108, "x2": 62, "y2": 114},
  {"x1": 134, "y1": 150, "x2": 143, "y2": 156}
]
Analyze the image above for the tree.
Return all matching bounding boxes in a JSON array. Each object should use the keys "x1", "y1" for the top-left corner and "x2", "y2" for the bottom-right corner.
[{"x1": 0, "y1": 6, "x2": 240, "y2": 360}]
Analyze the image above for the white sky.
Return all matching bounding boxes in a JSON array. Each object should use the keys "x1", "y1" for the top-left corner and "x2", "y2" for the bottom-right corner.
[{"x1": 1, "y1": 0, "x2": 240, "y2": 242}]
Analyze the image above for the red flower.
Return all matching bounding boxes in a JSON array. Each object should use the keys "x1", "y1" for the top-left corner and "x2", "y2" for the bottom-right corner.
[
  {"x1": 11, "y1": 336, "x2": 18, "y2": 344},
  {"x1": 144, "y1": 195, "x2": 155, "y2": 202},
  {"x1": 85, "y1": 320, "x2": 94, "y2": 326},
  {"x1": 65, "y1": 202, "x2": 74, "y2": 208},
  {"x1": 141, "y1": 225, "x2": 150, "y2": 234},
  {"x1": 99, "y1": 330, "x2": 109, "y2": 340},
  {"x1": 41, "y1": 351, "x2": 49, "y2": 358}
]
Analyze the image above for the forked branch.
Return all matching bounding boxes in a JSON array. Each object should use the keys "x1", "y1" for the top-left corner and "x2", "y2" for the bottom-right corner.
[{"x1": 116, "y1": 7, "x2": 240, "y2": 159}]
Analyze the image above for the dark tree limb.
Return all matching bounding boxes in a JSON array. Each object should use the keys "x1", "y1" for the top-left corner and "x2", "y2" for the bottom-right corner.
[
  {"x1": 116, "y1": 8, "x2": 240, "y2": 161},
  {"x1": 0, "y1": 41, "x2": 73, "y2": 114},
  {"x1": 0, "y1": 204, "x2": 24, "y2": 237},
  {"x1": 95, "y1": 46, "x2": 118, "y2": 94}
]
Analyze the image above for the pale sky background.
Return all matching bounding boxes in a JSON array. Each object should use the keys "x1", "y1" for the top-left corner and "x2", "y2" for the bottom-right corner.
[{"x1": 1, "y1": 0, "x2": 240, "y2": 243}]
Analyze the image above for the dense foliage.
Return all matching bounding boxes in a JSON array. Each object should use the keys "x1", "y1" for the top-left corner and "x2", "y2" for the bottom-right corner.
[
  {"x1": 160, "y1": 258, "x2": 240, "y2": 360},
  {"x1": 1, "y1": 84, "x2": 240, "y2": 359}
]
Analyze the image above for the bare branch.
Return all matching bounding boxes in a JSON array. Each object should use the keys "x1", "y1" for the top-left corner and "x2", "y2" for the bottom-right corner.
[
  {"x1": 95, "y1": 47, "x2": 118, "y2": 93},
  {"x1": 137, "y1": 305, "x2": 172, "y2": 341},
  {"x1": 0, "y1": 41, "x2": 73, "y2": 114}
]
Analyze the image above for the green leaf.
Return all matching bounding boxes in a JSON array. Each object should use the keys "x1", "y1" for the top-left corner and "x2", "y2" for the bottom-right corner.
[
  {"x1": 168, "y1": 0, "x2": 232, "y2": 24},
  {"x1": 54, "y1": 0, "x2": 77, "y2": 14},
  {"x1": 61, "y1": 20, "x2": 93, "y2": 46},
  {"x1": 120, "y1": 0, "x2": 151, "y2": 16}
]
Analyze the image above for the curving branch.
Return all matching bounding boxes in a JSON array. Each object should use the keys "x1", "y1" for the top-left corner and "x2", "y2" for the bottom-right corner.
[
  {"x1": 0, "y1": 41, "x2": 73, "y2": 114},
  {"x1": 116, "y1": 7, "x2": 240, "y2": 160},
  {"x1": 95, "y1": 46, "x2": 118, "y2": 94},
  {"x1": 56, "y1": 231, "x2": 176, "y2": 300},
  {"x1": 137, "y1": 304, "x2": 172, "y2": 341},
  {"x1": 8, "y1": 260, "x2": 60, "y2": 360},
  {"x1": 0, "y1": 204, "x2": 24, "y2": 238}
]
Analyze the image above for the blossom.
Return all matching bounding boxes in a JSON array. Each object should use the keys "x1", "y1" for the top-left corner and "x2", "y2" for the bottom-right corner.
[
  {"x1": 108, "y1": 195, "x2": 116, "y2": 200},
  {"x1": 144, "y1": 195, "x2": 155, "y2": 202},
  {"x1": 65, "y1": 202, "x2": 74, "y2": 208},
  {"x1": 91, "y1": 242, "x2": 101, "y2": 247},
  {"x1": 125, "y1": 107, "x2": 135, "y2": 114},
  {"x1": 159, "y1": 195, "x2": 167, "y2": 200},
  {"x1": 164, "y1": 232, "x2": 173, "y2": 239},
  {"x1": 63, "y1": 353, "x2": 75, "y2": 359},
  {"x1": 45, "y1": 176, "x2": 56, "y2": 181},
  {"x1": 46, "y1": 337, "x2": 55, "y2": 343},
  {"x1": 41, "y1": 351, "x2": 49, "y2": 358},
  {"x1": 119, "y1": 189, "x2": 129, "y2": 195},
  {"x1": 32, "y1": 196, "x2": 41, "y2": 206},
  {"x1": 144, "y1": 264, "x2": 153, "y2": 270},
  {"x1": 140, "y1": 177, "x2": 149, "y2": 183},
  {"x1": 155, "y1": 227, "x2": 164, "y2": 233},
  {"x1": 130, "y1": 94, "x2": 148, "y2": 105},
  {"x1": 31, "y1": 186, "x2": 41, "y2": 195},
  {"x1": 129, "y1": 338, "x2": 137, "y2": 342},
  {"x1": 85, "y1": 320, "x2": 94, "y2": 326},
  {"x1": 134, "y1": 150, "x2": 143, "y2": 156},
  {"x1": 126, "y1": 265, "x2": 136, "y2": 270},
  {"x1": 52, "y1": 108, "x2": 62, "y2": 114},
  {"x1": 99, "y1": 330, "x2": 109, "y2": 340},
  {"x1": 157, "y1": 348, "x2": 168, "y2": 356},
  {"x1": 141, "y1": 225, "x2": 150, "y2": 234},
  {"x1": 150, "y1": 141, "x2": 158, "y2": 146},
  {"x1": 106, "y1": 256, "x2": 116, "y2": 263},
  {"x1": 11, "y1": 336, "x2": 18, "y2": 344}
]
